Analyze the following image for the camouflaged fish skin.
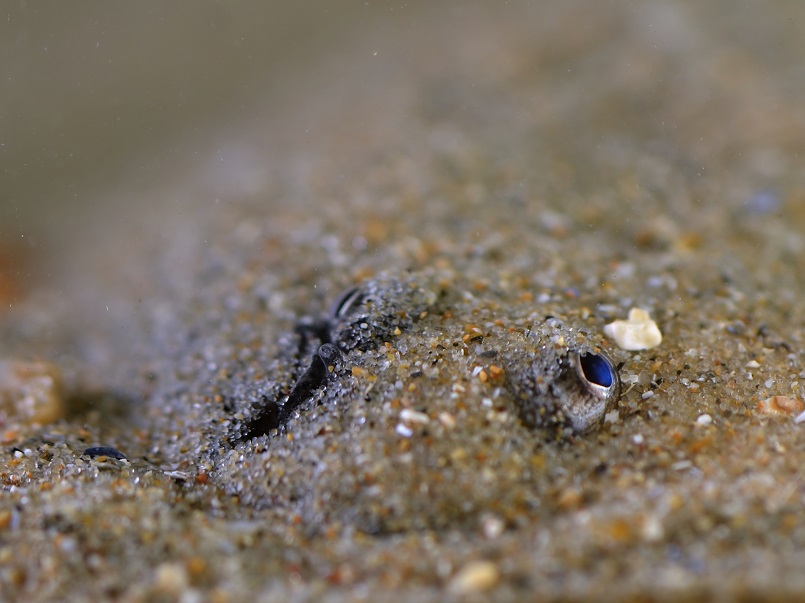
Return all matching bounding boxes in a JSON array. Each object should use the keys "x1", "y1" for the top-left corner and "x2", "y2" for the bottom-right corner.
[
  {"x1": 243, "y1": 275, "x2": 619, "y2": 439},
  {"x1": 500, "y1": 333, "x2": 620, "y2": 436}
]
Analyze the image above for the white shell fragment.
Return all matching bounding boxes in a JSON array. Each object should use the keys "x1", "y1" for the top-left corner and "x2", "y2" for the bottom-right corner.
[
  {"x1": 696, "y1": 413, "x2": 713, "y2": 426},
  {"x1": 447, "y1": 560, "x2": 500, "y2": 594},
  {"x1": 604, "y1": 308, "x2": 662, "y2": 351},
  {"x1": 757, "y1": 395, "x2": 804, "y2": 417},
  {"x1": 399, "y1": 408, "x2": 430, "y2": 424}
]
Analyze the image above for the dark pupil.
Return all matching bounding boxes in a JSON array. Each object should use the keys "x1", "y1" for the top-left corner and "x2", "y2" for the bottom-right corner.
[{"x1": 579, "y1": 353, "x2": 614, "y2": 388}]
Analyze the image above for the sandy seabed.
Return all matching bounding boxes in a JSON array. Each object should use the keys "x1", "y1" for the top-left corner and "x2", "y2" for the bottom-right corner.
[{"x1": 3, "y1": 2, "x2": 805, "y2": 601}]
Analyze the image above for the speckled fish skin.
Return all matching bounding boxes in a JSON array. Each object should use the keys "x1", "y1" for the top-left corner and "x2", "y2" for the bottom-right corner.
[
  {"x1": 329, "y1": 277, "x2": 621, "y2": 437},
  {"x1": 502, "y1": 336, "x2": 621, "y2": 436},
  {"x1": 253, "y1": 275, "x2": 620, "y2": 439},
  {"x1": 240, "y1": 277, "x2": 438, "y2": 437},
  {"x1": 327, "y1": 277, "x2": 438, "y2": 353}
]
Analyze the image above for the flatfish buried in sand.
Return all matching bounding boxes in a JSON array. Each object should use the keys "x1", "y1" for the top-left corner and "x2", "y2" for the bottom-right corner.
[
  {"x1": 214, "y1": 272, "x2": 623, "y2": 529},
  {"x1": 240, "y1": 274, "x2": 621, "y2": 441}
]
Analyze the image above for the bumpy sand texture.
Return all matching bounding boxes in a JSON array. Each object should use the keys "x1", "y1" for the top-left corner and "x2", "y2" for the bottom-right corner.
[{"x1": 3, "y1": 2, "x2": 805, "y2": 601}]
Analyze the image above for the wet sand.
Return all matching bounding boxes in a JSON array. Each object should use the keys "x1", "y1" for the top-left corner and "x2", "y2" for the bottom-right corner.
[{"x1": 3, "y1": 2, "x2": 805, "y2": 601}]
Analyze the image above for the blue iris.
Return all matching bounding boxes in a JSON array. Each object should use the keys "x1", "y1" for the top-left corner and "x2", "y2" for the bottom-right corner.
[{"x1": 579, "y1": 353, "x2": 614, "y2": 388}]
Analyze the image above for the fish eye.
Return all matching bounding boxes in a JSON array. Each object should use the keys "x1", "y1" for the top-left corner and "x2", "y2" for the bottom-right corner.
[
  {"x1": 329, "y1": 286, "x2": 364, "y2": 320},
  {"x1": 577, "y1": 351, "x2": 616, "y2": 390}
]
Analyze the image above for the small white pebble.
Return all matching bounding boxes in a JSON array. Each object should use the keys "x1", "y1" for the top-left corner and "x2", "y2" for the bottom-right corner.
[
  {"x1": 154, "y1": 562, "x2": 189, "y2": 596},
  {"x1": 438, "y1": 412, "x2": 456, "y2": 428},
  {"x1": 604, "y1": 410, "x2": 620, "y2": 424},
  {"x1": 641, "y1": 514, "x2": 664, "y2": 542},
  {"x1": 480, "y1": 514, "x2": 505, "y2": 539},
  {"x1": 400, "y1": 408, "x2": 429, "y2": 424},
  {"x1": 632, "y1": 433, "x2": 644, "y2": 445},
  {"x1": 696, "y1": 413, "x2": 713, "y2": 426},
  {"x1": 746, "y1": 360, "x2": 761, "y2": 368},
  {"x1": 447, "y1": 560, "x2": 500, "y2": 594},
  {"x1": 163, "y1": 470, "x2": 189, "y2": 481},
  {"x1": 481, "y1": 397, "x2": 493, "y2": 408},
  {"x1": 641, "y1": 390, "x2": 654, "y2": 400},
  {"x1": 604, "y1": 308, "x2": 662, "y2": 351},
  {"x1": 395, "y1": 423, "x2": 413, "y2": 438},
  {"x1": 795, "y1": 410, "x2": 805, "y2": 424},
  {"x1": 485, "y1": 410, "x2": 510, "y2": 423}
]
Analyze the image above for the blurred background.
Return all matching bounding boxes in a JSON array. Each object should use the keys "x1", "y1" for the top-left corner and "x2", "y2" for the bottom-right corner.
[
  {"x1": 2, "y1": 0, "x2": 804, "y2": 315},
  {"x1": 2, "y1": 2, "x2": 383, "y2": 225},
  {"x1": 1, "y1": 1, "x2": 431, "y2": 293}
]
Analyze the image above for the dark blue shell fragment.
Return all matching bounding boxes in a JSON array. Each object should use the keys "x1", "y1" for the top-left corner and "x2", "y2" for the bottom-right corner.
[{"x1": 82, "y1": 446, "x2": 127, "y2": 460}]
